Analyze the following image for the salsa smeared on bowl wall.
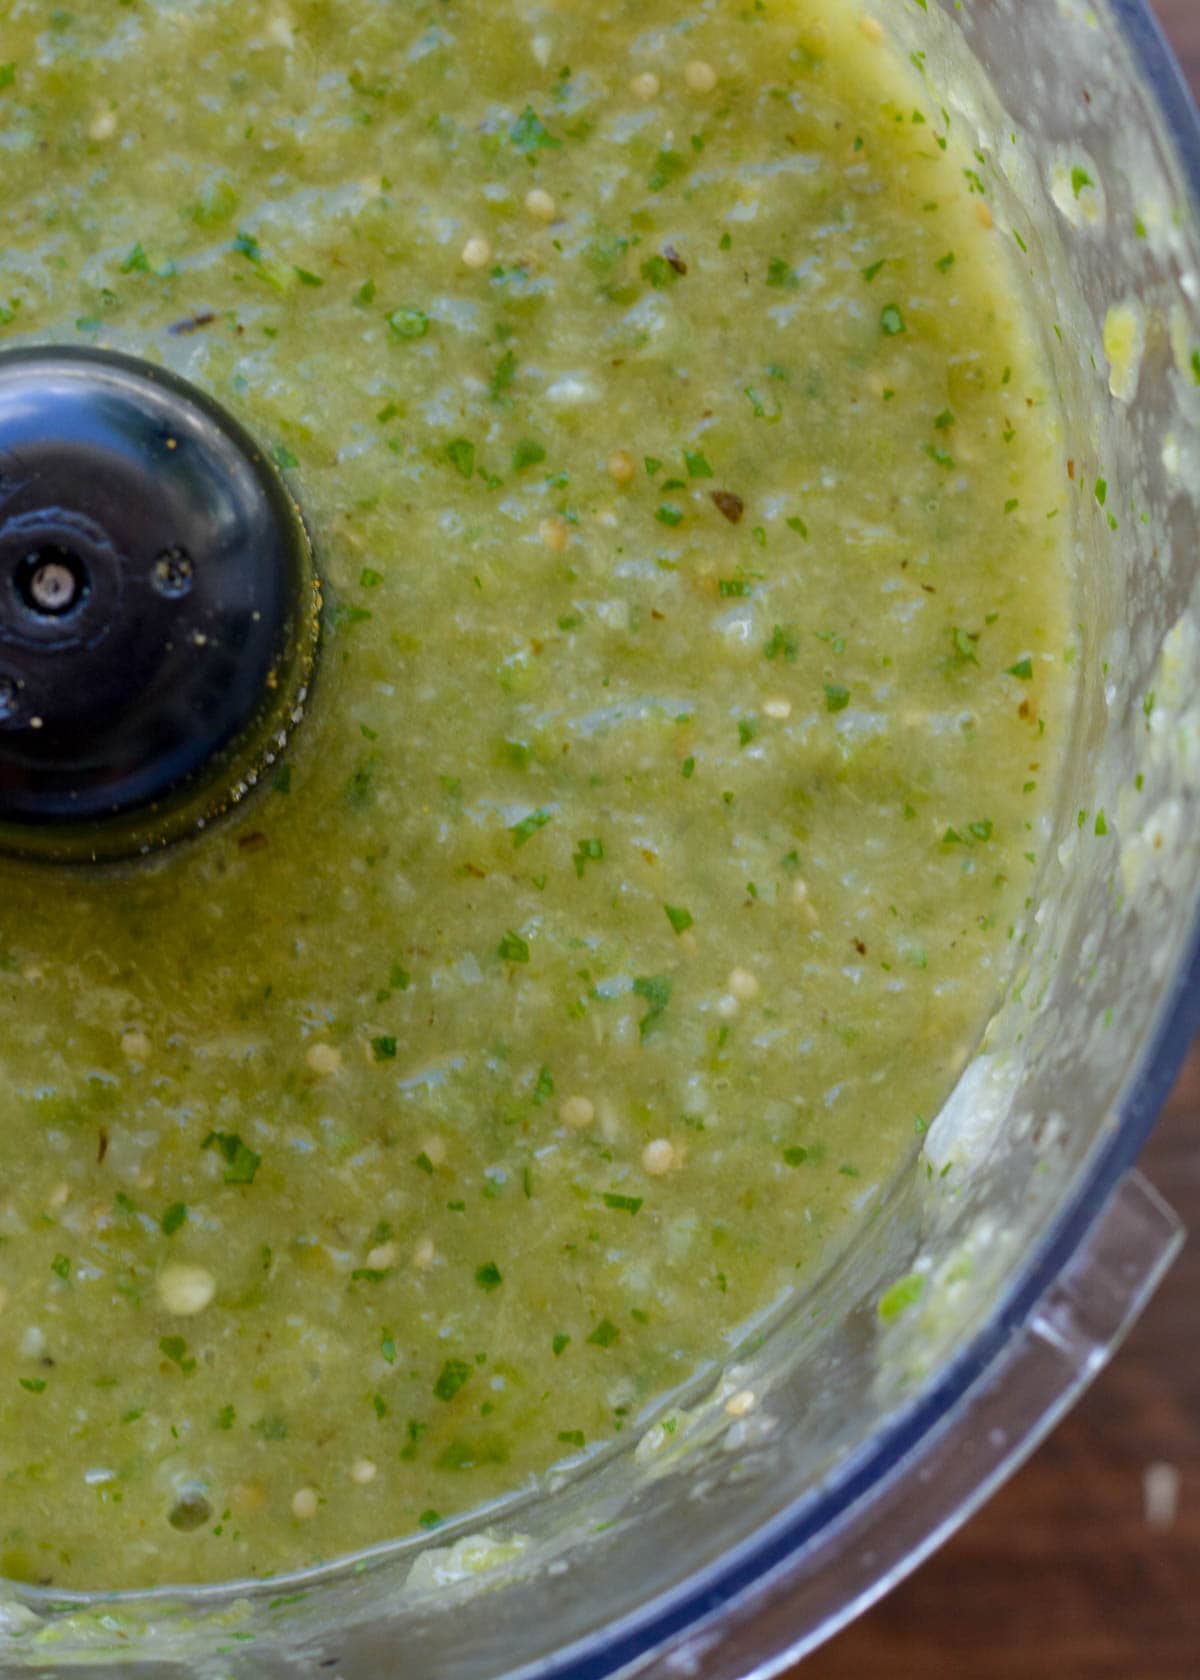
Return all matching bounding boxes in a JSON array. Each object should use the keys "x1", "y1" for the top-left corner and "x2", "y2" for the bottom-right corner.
[{"x1": 0, "y1": 0, "x2": 1074, "y2": 1589}]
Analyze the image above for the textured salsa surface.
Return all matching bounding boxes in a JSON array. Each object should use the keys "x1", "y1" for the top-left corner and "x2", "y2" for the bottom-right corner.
[{"x1": 0, "y1": 0, "x2": 1073, "y2": 1588}]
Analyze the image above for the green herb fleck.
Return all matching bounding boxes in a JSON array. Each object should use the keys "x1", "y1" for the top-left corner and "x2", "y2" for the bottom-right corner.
[
  {"x1": 446, "y1": 438, "x2": 476, "y2": 479},
  {"x1": 161, "y1": 1202, "x2": 188, "y2": 1238},
  {"x1": 159, "y1": 1335, "x2": 196, "y2": 1374},
  {"x1": 475, "y1": 1262, "x2": 503, "y2": 1291},
  {"x1": 388, "y1": 307, "x2": 429, "y2": 340},
  {"x1": 511, "y1": 105, "x2": 561, "y2": 153},
  {"x1": 765, "y1": 623, "x2": 799, "y2": 662},
  {"x1": 573, "y1": 837, "x2": 604, "y2": 879},
  {"x1": 511, "y1": 809, "x2": 552, "y2": 848},
  {"x1": 665, "y1": 904, "x2": 693, "y2": 936},
  {"x1": 603, "y1": 1192, "x2": 643, "y2": 1215},
  {"x1": 434, "y1": 1359, "x2": 471, "y2": 1401},
  {"x1": 201, "y1": 1131, "x2": 261, "y2": 1184},
  {"x1": 633, "y1": 975, "x2": 672, "y2": 1039},
  {"x1": 878, "y1": 1272, "x2": 926, "y2": 1322},
  {"x1": 498, "y1": 930, "x2": 531, "y2": 964}
]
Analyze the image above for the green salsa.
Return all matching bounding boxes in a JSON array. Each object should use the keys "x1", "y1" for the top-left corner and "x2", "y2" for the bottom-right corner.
[{"x1": 0, "y1": 0, "x2": 1073, "y2": 1588}]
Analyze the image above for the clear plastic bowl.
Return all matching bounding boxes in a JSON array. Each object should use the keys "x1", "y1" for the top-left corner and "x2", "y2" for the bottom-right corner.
[{"x1": 2, "y1": 1, "x2": 1198, "y2": 1673}]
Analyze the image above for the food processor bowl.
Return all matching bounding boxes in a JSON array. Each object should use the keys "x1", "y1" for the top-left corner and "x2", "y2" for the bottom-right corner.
[{"x1": 1, "y1": 0, "x2": 1197, "y2": 1673}]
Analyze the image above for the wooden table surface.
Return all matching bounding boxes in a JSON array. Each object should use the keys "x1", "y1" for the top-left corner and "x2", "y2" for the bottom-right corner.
[{"x1": 795, "y1": 5, "x2": 1200, "y2": 1675}]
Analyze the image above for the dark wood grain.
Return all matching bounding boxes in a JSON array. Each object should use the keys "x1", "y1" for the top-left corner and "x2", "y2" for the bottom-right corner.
[{"x1": 790, "y1": 6, "x2": 1200, "y2": 1674}]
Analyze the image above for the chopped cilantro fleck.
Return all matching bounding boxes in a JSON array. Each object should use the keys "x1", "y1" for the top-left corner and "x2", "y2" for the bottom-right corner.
[
  {"x1": 602, "y1": 1192, "x2": 643, "y2": 1215},
  {"x1": 498, "y1": 930, "x2": 530, "y2": 963},
  {"x1": 388, "y1": 307, "x2": 429, "y2": 340},
  {"x1": 159, "y1": 1335, "x2": 196, "y2": 1374},
  {"x1": 633, "y1": 975, "x2": 672, "y2": 1039},
  {"x1": 765, "y1": 623, "x2": 799, "y2": 662},
  {"x1": 573, "y1": 836, "x2": 604, "y2": 878},
  {"x1": 202, "y1": 1131, "x2": 261, "y2": 1184},
  {"x1": 510, "y1": 105, "x2": 561, "y2": 153},
  {"x1": 446, "y1": 437, "x2": 476, "y2": 478},
  {"x1": 824, "y1": 683, "x2": 850, "y2": 713},
  {"x1": 641, "y1": 254, "x2": 680, "y2": 289},
  {"x1": 161, "y1": 1202, "x2": 188, "y2": 1237},
  {"x1": 664, "y1": 904, "x2": 693, "y2": 936},
  {"x1": 434, "y1": 1359, "x2": 471, "y2": 1401},
  {"x1": 475, "y1": 1262, "x2": 503, "y2": 1291},
  {"x1": 587, "y1": 1318, "x2": 620, "y2": 1348},
  {"x1": 371, "y1": 1035, "x2": 398, "y2": 1062},
  {"x1": 880, "y1": 304, "x2": 906, "y2": 336},
  {"x1": 512, "y1": 438, "x2": 546, "y2": 471},
  {"x1": 878, "y1": 1272, "x2": 926, "y2": 1321},
  {"x1": 511, "y1": 809, "x2": 552, "y2": 848}
]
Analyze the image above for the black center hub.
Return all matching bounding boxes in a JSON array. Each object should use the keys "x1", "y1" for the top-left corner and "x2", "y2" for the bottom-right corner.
[{"x1": 0, "y1": 347, "x2": 320, "y2": 862}]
